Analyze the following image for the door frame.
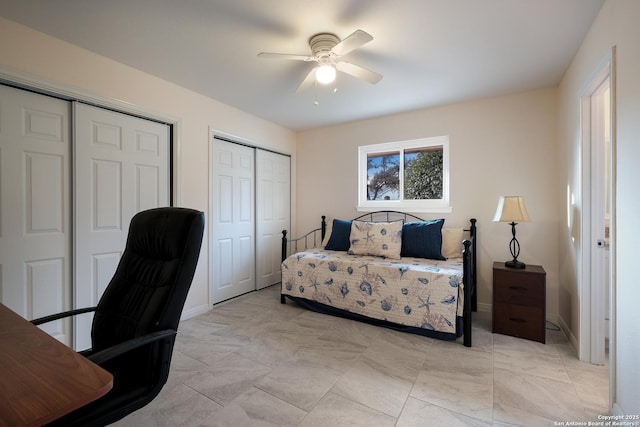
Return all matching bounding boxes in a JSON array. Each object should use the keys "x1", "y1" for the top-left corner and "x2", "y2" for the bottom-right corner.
[{"x1": 578, "y1": 47, "x2": 616, "y2": 401}]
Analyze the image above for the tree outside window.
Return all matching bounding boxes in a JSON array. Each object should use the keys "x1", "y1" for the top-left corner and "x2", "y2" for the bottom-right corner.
[
  {"x1": 404, "y1": 147, "x2": 443, "y2": 200},
  {"x1": 367, "y1": 152, "x2": 399, "y2": 200}
]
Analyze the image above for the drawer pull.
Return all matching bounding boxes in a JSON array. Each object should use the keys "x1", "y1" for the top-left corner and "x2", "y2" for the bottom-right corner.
[
  {"x1": 509, "y1": 317, "x2": 527, "y2": 323},
  {"x1": 508, "y1": 286, "x2": 528, "y2": 292}
]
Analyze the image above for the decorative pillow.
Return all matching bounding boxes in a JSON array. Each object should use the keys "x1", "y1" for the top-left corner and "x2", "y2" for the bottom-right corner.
[
  {"x1": 442, "y1": 227, "x2": 465, "y2": 259},
  {"x1": 348, "y1": 220, "x2": 403, "y2": 259},
  {"x1": 324, "y1": 219, "x2": 352, "y2": 251},
  {"x1": 400, "y1": 219, "x2": 446, "y2": 260}
]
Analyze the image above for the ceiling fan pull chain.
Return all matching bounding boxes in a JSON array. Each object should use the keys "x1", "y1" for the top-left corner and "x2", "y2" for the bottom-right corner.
[{"x1": 313, "y1": 82, "x2": 319, "y2": 105}]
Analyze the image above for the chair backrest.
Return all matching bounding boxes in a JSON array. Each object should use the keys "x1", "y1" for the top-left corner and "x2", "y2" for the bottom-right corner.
[{"x1": 91, "y1": 207, "x2": 205, "y2": 351}]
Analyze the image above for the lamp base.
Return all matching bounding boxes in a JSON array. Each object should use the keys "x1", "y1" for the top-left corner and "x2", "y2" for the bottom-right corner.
[{"x1": 505, "y1": 260, "x2": 526, "y2": 269}]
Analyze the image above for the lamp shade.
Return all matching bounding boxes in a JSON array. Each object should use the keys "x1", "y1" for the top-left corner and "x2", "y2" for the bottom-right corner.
[{"x1": 493, "y1": 196, "x2": 531, "y2": 223}]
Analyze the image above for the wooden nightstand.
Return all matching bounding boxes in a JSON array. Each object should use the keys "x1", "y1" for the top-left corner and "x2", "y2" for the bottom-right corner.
[{"x1": 492, "y1": 262, "x2": 546, "y2": 343}]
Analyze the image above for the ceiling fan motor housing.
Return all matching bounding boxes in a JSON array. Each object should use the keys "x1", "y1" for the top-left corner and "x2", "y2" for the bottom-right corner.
[{"x1": 309, "y1": 33, "x2": 340, "y2": 59}]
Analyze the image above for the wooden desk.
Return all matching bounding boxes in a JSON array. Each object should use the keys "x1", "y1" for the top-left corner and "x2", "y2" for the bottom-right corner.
[{"x1": 0, "y1": 304, "x2": 113, "y2": 427}]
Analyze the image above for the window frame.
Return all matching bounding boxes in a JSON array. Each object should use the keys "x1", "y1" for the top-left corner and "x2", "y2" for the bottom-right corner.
[{"x1": 357, "y1": 136, "x2": 452, "y2": 213}]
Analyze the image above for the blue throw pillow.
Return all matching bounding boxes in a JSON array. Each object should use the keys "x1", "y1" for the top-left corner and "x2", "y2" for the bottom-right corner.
[
  {"x1": 400, "y1": 219, "x2": 446, "y2": 260},
  {"x1": 324, "y1": 219, "x2": 352, "y2": 251}
]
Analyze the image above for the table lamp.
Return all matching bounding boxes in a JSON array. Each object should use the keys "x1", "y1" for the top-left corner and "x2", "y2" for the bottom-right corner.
[{"x1": 493, "y1": 196, "x2": 531, "y2": 269}]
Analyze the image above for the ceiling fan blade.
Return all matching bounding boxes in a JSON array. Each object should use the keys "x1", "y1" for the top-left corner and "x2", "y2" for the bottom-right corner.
[
  {"x1": 296, "y1": 67, "x2": 318, "y2": 93},
  {"x1": 331, "y1": 29, "x2": 373, "y2": 56},
  {"x1": 257, "y1": 52, "x2": 315, "y2": 61},
  {"x1": 336, "y1": 61, "x2": 383, "y2": 84}
]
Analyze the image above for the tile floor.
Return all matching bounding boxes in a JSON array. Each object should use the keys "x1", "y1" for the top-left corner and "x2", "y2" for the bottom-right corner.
[{"x1": 114, "y1": 285, "x2": 609, "y2": 426}]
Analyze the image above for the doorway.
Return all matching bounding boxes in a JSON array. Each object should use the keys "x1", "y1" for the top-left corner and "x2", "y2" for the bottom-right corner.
[
  {"x1": 579, "y1": 50, "x2": 615, "y2": 371},
  {"x1": 588, "y1": 73, "x2": 611, "y2": 365}
]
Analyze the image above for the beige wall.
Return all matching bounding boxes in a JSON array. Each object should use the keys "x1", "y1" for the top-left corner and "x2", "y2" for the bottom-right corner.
[
  {"x1": 557, "y1": 0, "x2": 640, "y2": 415},
  {"x1": 0, "y1": 16, "x2": 297, "y2": 317},
  {"x1": 297, "y1": 88, "x2": 561, "y2": 317}
]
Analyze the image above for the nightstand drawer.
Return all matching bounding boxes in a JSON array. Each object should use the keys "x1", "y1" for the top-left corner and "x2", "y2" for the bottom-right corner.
[
  {"x1": 493, "y1": 271, "x2": 544, "y2": 306},
  {"x1": 493, "y1": 302, "x2": 545, "y2": 343}
]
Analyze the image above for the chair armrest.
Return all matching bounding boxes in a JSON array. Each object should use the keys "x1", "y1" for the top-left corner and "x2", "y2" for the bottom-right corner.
[
  {"x1": 31, "y1": 307, "x2": 97, "y2": 326},
  {"x1": 87, "y1": 329, "x2": 177, "y2": 366}
]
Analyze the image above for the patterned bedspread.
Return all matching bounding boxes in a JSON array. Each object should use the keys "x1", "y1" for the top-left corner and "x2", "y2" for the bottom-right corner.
[{"x1": 281, "y1": 249, "x2": 464, "y2": 335}]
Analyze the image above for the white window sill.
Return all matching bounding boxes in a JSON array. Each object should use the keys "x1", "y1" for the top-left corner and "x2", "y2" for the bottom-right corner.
[{"x1": 356, "y1": 205, "x2": 453, "y2": 214}]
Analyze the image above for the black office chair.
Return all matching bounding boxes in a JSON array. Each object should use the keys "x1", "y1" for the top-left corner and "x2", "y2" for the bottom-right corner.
[{"x1": 32, "y1": 207, "x2": 205, "y2": 427}]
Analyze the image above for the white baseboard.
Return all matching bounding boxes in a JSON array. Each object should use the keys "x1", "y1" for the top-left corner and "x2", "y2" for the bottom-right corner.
[
  {"x1": 180, "y1": 304, "x2": 211, "y2": 321},
  {"x1": 476, "y1": 302, "x2": 491, "y2": 314}
]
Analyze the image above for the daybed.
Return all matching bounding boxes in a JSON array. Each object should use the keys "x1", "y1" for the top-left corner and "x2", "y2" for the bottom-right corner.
[{"x1": 280, "y1": 211, "x2": 477, "y2": 347}]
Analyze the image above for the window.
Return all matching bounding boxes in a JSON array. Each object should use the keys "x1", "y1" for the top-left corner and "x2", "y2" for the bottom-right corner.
[{"x1": 357, "y1": 136, "x2": 451, "y2": 213}]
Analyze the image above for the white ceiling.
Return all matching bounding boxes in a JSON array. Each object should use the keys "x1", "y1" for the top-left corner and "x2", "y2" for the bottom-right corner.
[{"x1": 0, "y1": 0, "x2": 603, "y2": 131}]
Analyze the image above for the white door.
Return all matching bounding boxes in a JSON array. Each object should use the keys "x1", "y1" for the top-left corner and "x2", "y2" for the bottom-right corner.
[
  {"x1": 256, "y1": 150, "x2": 290, "y2": 290},
  {"x1": 589, "y1": 77, "x2": 611, "y2": 363},
  {"x1": 0, "y1": 84, "x2": 71, "y2": 344},
  {"x1": 73, "y1": 102, "x2": 170, "y2": 350},
  {"x1": 211, "y1": 139, "x2": 255, "y2": 303},
  {"x1": 580, "y1": 57, "x2": 614, "y2": 365}
]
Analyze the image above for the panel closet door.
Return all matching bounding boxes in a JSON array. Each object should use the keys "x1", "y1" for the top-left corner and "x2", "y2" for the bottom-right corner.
[
  {"x1": 0, "y1": 89, "x2": 170, "y2": 350},
  {"x1": 73, "y1": 102, "x2": 170, "y2": 350},
  {"x1": 211, "y1": 138, "x2": 255, "y2": 303},
  {"x1": 0, "y1": 84, "x2": 72, "y2": 344},
  {"x1": 256, "y1": 149, "x2": 290, "y2": 290}
]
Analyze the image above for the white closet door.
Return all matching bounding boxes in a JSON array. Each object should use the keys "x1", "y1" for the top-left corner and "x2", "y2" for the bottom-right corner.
[
  {"x1": 211, "y1": 139, "x2": 255, "y2": 303},
  {"x1": 256, "y1": 150, "x2": 290, "y2": 290},
  {"x1": 0, "y1": 85, "x2": 71, "y2": 344},
  {"x1": 73, "y1": 102, "x2": 169, "y2": 350}
]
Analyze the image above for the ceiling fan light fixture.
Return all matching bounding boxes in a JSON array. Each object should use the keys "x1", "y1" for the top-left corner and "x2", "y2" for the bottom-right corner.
[
  {"x1": 315, "y1": 64, "x2": 336, "y2": 85},
  {"x1": 258, "y1": 29, "x2": 381, "y2": 92}
]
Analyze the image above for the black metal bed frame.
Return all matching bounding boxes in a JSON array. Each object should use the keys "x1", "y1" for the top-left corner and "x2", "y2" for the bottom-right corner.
[{"x1": 280, "y1": 211, "x2": 477, "y2": 347}]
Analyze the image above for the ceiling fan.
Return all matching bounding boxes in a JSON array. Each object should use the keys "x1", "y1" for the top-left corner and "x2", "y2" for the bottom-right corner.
[{"x1": 258, "y1": 29, "x2": 383, "y2": 92}]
